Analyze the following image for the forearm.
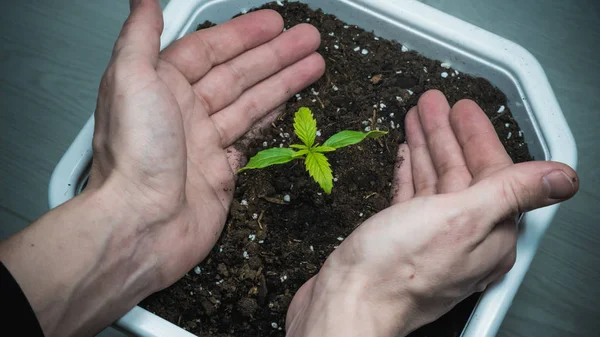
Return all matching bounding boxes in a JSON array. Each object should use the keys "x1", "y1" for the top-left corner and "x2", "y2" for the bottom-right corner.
[
  {"x1": 286, "y1": 266, "x2": 414, "y2": 337},
  {"x1": 0, "y1": 180, "x2": 160, "y2": 337}
]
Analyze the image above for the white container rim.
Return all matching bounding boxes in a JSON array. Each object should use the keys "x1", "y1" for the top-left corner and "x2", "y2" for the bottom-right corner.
[{"x1": 48, "y1": 1, "x2": 577, "y2": 337}]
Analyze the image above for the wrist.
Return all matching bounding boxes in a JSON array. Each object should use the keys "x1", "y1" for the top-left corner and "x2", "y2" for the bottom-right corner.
[
  {"x1": 0, "y1": 178, "x2": 161, "y2": 336},
  {"x1": 287, "y1": 258, "x2": 415, "y2": 337}
]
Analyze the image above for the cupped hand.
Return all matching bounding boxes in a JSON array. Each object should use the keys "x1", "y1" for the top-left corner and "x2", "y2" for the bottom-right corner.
[
  {"x1": 87, "y1": 0, "x2": 324, "y2": 289},
  {"x1": 286, "y1": 90, "x2": 579, "y2": 337}
]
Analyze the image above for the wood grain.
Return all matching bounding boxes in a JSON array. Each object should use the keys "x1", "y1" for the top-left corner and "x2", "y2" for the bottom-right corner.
[
  {"x1": 0, "y1": 0, "x2": 129, "y2": 220},
  {"x1": 0, "y1": 207, "x2": 29, "y2": 240},
  {"x1": 0, "y1": 0, "x2": 597, "y2": 336}
]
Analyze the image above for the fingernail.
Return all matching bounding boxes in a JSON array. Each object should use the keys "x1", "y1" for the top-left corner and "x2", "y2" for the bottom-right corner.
[{"x1": 543, "y1": 170, "x2": 575, "y2": 199}]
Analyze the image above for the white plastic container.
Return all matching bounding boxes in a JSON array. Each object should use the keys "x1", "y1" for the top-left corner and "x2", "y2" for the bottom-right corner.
[{"x1": 48, "y1": 1, "x2": 577, "y2": 336}]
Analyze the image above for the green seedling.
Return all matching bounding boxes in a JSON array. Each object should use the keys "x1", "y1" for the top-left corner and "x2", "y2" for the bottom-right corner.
[{"x1": 238, "y1": 107, "x2": 387, "y2": 194}]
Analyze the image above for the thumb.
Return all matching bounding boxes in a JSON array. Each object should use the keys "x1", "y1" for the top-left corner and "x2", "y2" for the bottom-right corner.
[
  {"x1": 112, "y1": 0, "x2": 164, "y2": 65},
  {"x1": 464, "y1": 161, "x2": 579, "y2": 226},
  {"x1": 227, "y1": 104, "x2": 285, "y2": 172}
]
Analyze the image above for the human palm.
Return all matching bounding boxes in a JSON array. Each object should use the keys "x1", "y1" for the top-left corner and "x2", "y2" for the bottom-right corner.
[
  {"x1": 87, "y1": 1, "x2": 324, "y2": 287},
  {"x1": 286, "y1": 91, "x2": 579, "y2": 337}
]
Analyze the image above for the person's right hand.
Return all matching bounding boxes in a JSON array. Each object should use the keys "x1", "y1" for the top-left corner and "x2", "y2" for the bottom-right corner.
[{"x1": 286, "y1": 90, "x2": 579, "y2": 337}]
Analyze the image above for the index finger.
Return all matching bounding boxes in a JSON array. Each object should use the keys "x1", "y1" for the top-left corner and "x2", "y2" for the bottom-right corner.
[
  {"x1": 450, "y1": 99, "x2": 513, "y2": 183},
  {"x1": 160, "y1": 10, "x2": 284, "y2": 83}
]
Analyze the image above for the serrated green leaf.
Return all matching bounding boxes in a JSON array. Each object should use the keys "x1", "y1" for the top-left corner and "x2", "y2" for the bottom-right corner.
[
  {"x1": 290, "y1": 144, "x2": 308, "y2": 150},
  {"x1": 305, "y1": 152, "x2": 334, "y2": 194},
  {"x1": 323, "y1": 130, "x2": 388, "y2": 149},
  {"x1": 293, "y1": 107, "x2": 317, "y2": 148},
  {"x1": 292, "y1": 149, "x2": 310, "y2": 158},
  {"x1": 313, "y1": 146, "x2": 336, "y2": 153},
  {"x1": 237, "y1": 148, "x2": 296, "y2": 173}
]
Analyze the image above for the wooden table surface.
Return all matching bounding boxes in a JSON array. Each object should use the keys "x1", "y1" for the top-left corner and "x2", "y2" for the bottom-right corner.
[{"x1": 1, "y1": 1, "x2": 598, "y2": 336}]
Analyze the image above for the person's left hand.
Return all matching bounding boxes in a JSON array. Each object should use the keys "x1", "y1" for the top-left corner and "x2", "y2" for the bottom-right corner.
[
  {"x1": 0, "y1": 1, "x2": 324, "y2": 336},
  {"x1": 87, "y1": 0, "x2": 324, "y2": 287}
]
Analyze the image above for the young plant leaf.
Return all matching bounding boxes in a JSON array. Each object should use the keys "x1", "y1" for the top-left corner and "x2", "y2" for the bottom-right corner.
[
  {"x1": 292, "y1": 149, "x2": 310, "y2": 158},
  {"x1": 323, "y1": 130, "x2": 388, "y2": 149},
  {"x1": 305, "y1": 152, "x2": 334, "y2": 194},
  {"x1": 313, "y1": 146, "x2": 336, "y2": 153},
  {"x1": 237, "y1": 148, "x2": 297, "y2": 173},
  {"x1": 290, "y1": 144, "x2": 308, "y2": 150},
  {"x1": 293, "y1": 107, "x2": 317, "y2": 148}
]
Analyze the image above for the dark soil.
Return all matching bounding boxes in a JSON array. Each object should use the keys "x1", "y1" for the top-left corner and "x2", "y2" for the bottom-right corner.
[{"x1": 140, "y1": 2, "x2": 532, "y2": 336}]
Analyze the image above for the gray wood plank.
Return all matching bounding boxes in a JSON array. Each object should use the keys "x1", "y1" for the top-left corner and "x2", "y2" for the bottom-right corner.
[
  {"x1": 0, "y1": 0, "x2": 132, "y2": 219},
  {"x1": 97, "y1": 327, "x2": 129, "y2": 337},
  {"x1": 0, "y1": 207, "x2": 30, "y2": 240}
]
